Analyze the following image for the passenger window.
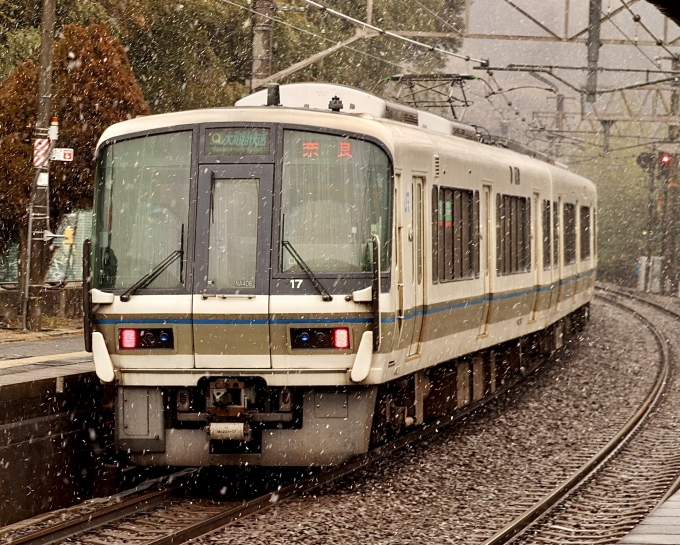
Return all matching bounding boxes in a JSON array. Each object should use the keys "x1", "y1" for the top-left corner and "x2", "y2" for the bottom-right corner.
[
  {"x1": 432, "y1": 186, "x2": 478, "y2": 282},
  {"x1": 432, "y1": 185, "x2": 439, "y2": 283},
  {"x1": 580, "y1": 206, "x2": 591, "y2": 261},
  {"x1": 496, "y1": 194, "x2": 531, "y2": 275},
  {"x1": 564, "y1": 203, "x2": 576, "y2": 264}
]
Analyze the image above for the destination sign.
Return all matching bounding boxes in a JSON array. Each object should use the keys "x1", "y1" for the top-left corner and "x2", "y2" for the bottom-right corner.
[{"x1": 205, "y1": 128, "x2": 270, "y2": 156}]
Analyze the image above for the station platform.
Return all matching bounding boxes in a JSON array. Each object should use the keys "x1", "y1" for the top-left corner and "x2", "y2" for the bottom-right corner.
[
  {"x1": 619, "y1": 491, "x2": 680, "y2": 544},
  {"x1": 0, "y1": 333, "x2": 90, "y2": 376}
]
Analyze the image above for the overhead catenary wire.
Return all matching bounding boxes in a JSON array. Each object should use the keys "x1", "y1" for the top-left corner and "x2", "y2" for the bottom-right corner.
[
  {"x1": 617, "y1": 0, "x2": 679, "y2": 60},
  {"x1": 590, "y1": 0, "x2": 664, "y2": 71},
  {"x1": 300, "y1": 0, "x2": 489, "y2": 66},
  {"x1": 225, "y1": 0, "x2": 670, "y2": 162},
  {"x1": 219, "y1": 0, "x2": 405, "y2": 72},
  {"x1": 411, "y1": 0, "x2": 464, "y2": 35}
]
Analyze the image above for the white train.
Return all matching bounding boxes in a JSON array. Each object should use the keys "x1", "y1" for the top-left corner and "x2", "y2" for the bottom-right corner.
[{"x1": 84, "y1": 82, "x2": 596, "y2": 467}]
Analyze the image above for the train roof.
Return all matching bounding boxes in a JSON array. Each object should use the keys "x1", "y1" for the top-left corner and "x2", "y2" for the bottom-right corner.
[
  {"x1": 236, "y1": 83, "x2": 565, "y2": 166},
  {"x1": 236, "y1": 82, "x2": 479, "y2": 141},
  {"x1": 97, "y1": 83, "x2": 571, "y2": 175}
]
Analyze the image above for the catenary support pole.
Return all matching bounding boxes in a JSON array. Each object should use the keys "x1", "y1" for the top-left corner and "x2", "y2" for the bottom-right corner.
[
  {"x1": 251, "y1": 0, "x2": 275, "y2": 92},
  {"x1": 585, "y1": 0, "x2": 602, "y2": 103},
  {"x1": 23, "y1": 0, "x2": 55, "y2": 331}
]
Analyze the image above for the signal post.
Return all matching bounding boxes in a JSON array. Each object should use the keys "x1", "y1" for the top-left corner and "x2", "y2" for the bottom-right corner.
[{"x1": 659, "y1": 150, "x2": 679, "y2": 294}]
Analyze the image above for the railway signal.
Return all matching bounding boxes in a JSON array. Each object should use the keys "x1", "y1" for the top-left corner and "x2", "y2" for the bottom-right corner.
[
  {"x1": 658, "y1": 152, "x2": 675, "y2": 181},
  {"x1": 636, "y1": 152, "x2": 656, "y2": 173}
]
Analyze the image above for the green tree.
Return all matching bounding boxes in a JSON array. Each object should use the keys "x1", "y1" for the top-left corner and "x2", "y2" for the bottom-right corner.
[
  {"x1": 0, "y1": 0, "x2": 119, "y2": 79},
  {"x1": 0, "y1": 28, "x2": 41, "y2": 80},
  {"x1": 99, "y1": 0, "x2": 250, "y2": 112},
  {"x1": 2, "y1": 1, "x2": 465, "y2": 115},
  {"x1": 573, "y1": 150, "x2": 648, "y2": 286}
]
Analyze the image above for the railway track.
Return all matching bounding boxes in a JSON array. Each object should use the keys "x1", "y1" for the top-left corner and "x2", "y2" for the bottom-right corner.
[
  {"x1": 5, "y1": 329, "x2": 568, "y2": 545},
  {"x1": 469, "y1": 289, "x2": 672, "y2": 545},
  {"x1": 181, "y1": 295, "x2": 669, "y2": 545},
  {"x1": 5, "y1": 292, "x2": 672, "y2": 545},
  {"x1": 0, "y1": 385, "x2": 506, "y2": 543}
]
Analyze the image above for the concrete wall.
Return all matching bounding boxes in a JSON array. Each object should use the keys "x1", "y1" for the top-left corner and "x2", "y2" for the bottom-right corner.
[
  {"x1": 0, "y1": 285, "x2": 83, "y2": 324},
  {"x1": 0, "y1": 369, "x2": 112, "y2": 526}
]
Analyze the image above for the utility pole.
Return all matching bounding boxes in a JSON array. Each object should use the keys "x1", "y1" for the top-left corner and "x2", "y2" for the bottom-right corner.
[
  {"x1": 251, "y1": 0, "x2": 276, "y2": 91},
  {"x1": 585, "y1": 0, "x2": 601, "y2": 103},
  {"x1": 600, "y1": 119, "x2": 615, "y2": 155},
  {"x1": 555, "y1": 94, "x2": 565, "y2": 157},
  {"x1": 23, "y1": 0, "x2": 55, "y2": 331},
  {"x1": 636, "y1": 151, "x2": 657, "y2": 292}
]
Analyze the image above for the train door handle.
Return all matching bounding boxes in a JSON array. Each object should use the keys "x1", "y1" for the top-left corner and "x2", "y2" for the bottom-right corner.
[{"x1": 201, "y1": 293, "x2": 256, "y2": 300}]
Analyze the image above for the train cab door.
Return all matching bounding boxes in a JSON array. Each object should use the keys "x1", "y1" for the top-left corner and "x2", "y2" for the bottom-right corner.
[
  {"x1": 478, "y1": 184, "x2": 493, "y2": 337},
  {"x1": 530, "y1": 192, "x2": 541, "y2": 322},
  {"x1": 192, "y1": 164, "x2": 274, "y2": 369},
  {"x1": 408, "y1": 178, "x2": 425, "y2": 357},
  {"x1": 397, "y1": 176, "x2": 423, "y2": 356}
]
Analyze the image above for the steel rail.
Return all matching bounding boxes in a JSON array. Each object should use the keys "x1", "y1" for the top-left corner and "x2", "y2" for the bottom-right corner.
[
  {"x1": 596, "y1": 284, "x2": 680, "y2": 507},
  {"x1": 9, "y1": 470, "x2": 197, "y2": 545},
  {"x1": 480, "y1": 291, "x2": 670, "y2": 545}
]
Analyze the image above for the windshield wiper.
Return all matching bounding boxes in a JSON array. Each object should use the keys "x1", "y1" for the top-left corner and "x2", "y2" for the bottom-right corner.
[
  {"x1": 282, "y1": 240, "x2": 333, "y2": 302},
  {"x1": 120, "y1": 225, "x2": 185, "y2": 302},
  {"x1": 120, "y1": 250, "x2": 183, "y2": 302}
]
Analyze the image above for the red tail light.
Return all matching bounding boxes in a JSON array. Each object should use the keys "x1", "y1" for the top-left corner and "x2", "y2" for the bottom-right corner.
[
  {"x1": 333, "y1": 328, "x2": 350, "y2": 349},
  {"x1": 120, "y1": 329, "x2": 138, "y2": 349}
]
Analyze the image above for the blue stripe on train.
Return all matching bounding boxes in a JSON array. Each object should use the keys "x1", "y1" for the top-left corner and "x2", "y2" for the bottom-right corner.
[{"x1": 94, "y1": 270, "x2": 594, "y2": 327}]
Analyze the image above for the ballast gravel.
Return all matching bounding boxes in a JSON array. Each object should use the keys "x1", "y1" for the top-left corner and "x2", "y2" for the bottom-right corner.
[{"x1": 190, "y1": 300, "x2": 659, "y2": 545}]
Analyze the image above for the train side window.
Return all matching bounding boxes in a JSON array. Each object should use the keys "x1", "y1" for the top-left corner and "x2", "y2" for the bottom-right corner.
[
  {"x1": 443, "y1": 188, "x2": 453, "y2": 281},
  {"x1": 564, "y1": 203, "x2": 576, "y2": 264},
  {"x1": 543, "y1": 200, "x2": 551, "y2": 270},
  {"x1": 434, "y1": 186, "x2": 477, "y2": 281},
  {"x1": 580, "y1": 205, "x2": 591, "y2": 261},
  {"x1": 432, "y1": 185, "x2": 439, "y2": 283},
  {"x1": 553, "y1": 200, "x2": 559, "y2": 267},
  {"x1": 496, "y1": 194, "x2": 502, "y2": 275},
  {"x1": 497, "y1": 194, "x2": 531, "y2": 275}
]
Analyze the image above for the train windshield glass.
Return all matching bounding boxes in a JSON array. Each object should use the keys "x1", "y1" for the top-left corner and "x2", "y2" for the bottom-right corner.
[
  {"x1": 92, "y1": 131, "x2": 192, "y2": 290},
  {"x1": 281, "y1": 130, "x2": 392, "y2": 273}
]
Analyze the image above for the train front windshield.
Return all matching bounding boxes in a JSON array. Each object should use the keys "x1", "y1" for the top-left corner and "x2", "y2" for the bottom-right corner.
[
  {"x1": 92, "y1": 126, "x2": 392, "y2": 293},
  {"x1": 281, "y1": 130, "x2": 392, "y2": 274},
  {"x1": 92, "y1": 132, "x2": 191, "y2": 290}
]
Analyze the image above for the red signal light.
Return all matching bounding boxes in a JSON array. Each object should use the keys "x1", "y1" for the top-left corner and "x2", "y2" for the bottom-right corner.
[
  {"x1": 661, "y1": 154, "x2": 672, "y2": 164},
  {"x1": 120, "y1": 329, "x2": 138, "y2": 349},
  {"x1": 333, "y1": 328, "x2": 350, "y2": 349}
]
